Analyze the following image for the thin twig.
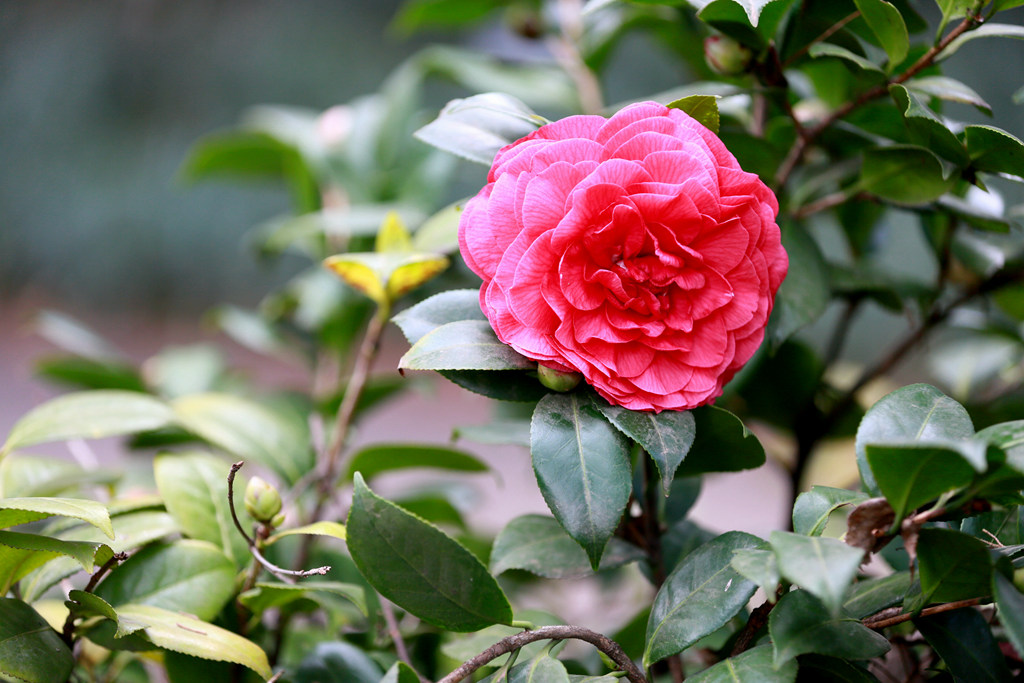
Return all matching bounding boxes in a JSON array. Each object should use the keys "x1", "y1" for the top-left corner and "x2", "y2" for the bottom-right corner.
[
  {"x1": 548, "y1": 0, "x2": 604, "y2": 114},
  {"x1": 731, "y1": 587, "x2": 782, "y2": 656},
  {"x1": 774, "y1": 12, "x2": 982, "y2": 189},
  {"x1": 380, "y1": 598, "x2": 421, "y2": 680},
  {"x1": 863, "y1": 598, "x2": 985, "y2": 630},
  {"x1": 437, "y1": 625, "x2": 646, "y2": 683},
  {"x1": 781, "y1": 11, "x2": 861, "y2": 69},
  {"x1": 227, "y1": 462, "x2": 331, "y2": 581}
]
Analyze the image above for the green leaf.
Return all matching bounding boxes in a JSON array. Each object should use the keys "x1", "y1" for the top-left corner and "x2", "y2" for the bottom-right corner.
[
  {"x1": 916, "y1": 528, "x2": 993, "y2": 604},
  {"x1": 153, "y1": 453, "x2": 250, "y2": 567},
  {"x1": 393, "y1": 289, "x2": 486, "y2": 345},
  {"x1": 346, "y1": 443, "x2": 488, "y2": 481},
  {"x1": 414, "y1": 92, "x2": 545, "y2": 165},
  {"x1": 965, "y1": 125, "x2": 1024, "y2": 178},
  {"x1": 0, "y1": 497, "x2": 114, "y2": 539},
  {"x1": 793, "y1": 655, "x2": 882, "y2": 682},
  {"x1": 941, "y1": 22, "x2": 1024, "y2": 61},
  {"x1": 0, "y1": 529, "x2": 113, "y2": 573},
  {"x1": 686, "y1": 644, "x2": 796, "y2": 682},
  {"x1": 667, "y1": 95, "x2": 720, "y2": 133},
  {"x1": 842, "y1": 572, "x2": 912, "y2": 619},
  {"x1": 294, "y1": 641, "x2": 382, "y2": 683},
  {"x1": 858, "y1": 145, "x2": 955, "y2": 205},
  {"x1": 0, "y1": 455, "x2": 114, "y2": 499},
  {"x1": 596, "y1": 403, "x2": 696, "y2": 495},
  {"x1": 400, "y1": 320, "x2": 536, "y2": 372},
  {"x1": 904, "y1": 76, "x2": 991, "y2": 114},
  {"x1": 866, "y1": 444, "x2": 977, "y2": 522},
  {"x1": 347, "y1": 474, "x2": 512, "y2": 631},
  {"x1": 696, "y1": 0, "x2": 799, "y2": 47},
  {"x1": 34, "y1": 356, "x2": 146, "y2": 393},
  {"x1": 265, "y1": 521, "x2": 347, "y2": 545},
  {"x1": 238, "y1": 581, "x2": 367, "y2": 617},
  {"x1": 1, "y1": 390, "x2": 175, "y2": 456},
  {"x1": 852, "y1": 0, "x2": 908, "y2": 68},
  {"x1": 0, "y1": 597, "x2": 73, "y2": 683},
  {"x1": 793, "y1": 487, "x2": 869, "y2": 536},
  {"x1": 807, "y1": 43, "x2": 885, "y2": 73},
  {"x1": 889, "y1": 84, "x2": 969, "y2": 166},
  {"x1": 977, "y1": 420, "x2": 1024, "y2": 475},
  {"x1": 94, "y1": 540, "x2": 236, "y2": 621},
  {"x1": 915, "y1": 608, "x2": 1012, "y2": 683},
  {"x1": 730, "y1": 548, "x2": 780, "y2": 597},
  {"x1": 675, "y1": 405, "x2": 765, "y2": 477},
  {"x1": 993, "y1": 572, "x2": 1024, "y2": 658},
  {"x1": 769, "y1": 590, "x2": 889, "y2": 668},
  {"x1": 381, "y1": 661, "x2": 422, "y2": 683},
  {"x1": 497, "y1": 649, "x2": 571, "y2": 683},
  {"x1": 855, "y1": 383, "x2": 974, "y2": 496},
  {"x1": 768, "y1": 222, "x2": 829, "y2": 346},
  {"x1": 171, "y1": 392, "x2": 314, "y2": 484},
  {"x1": 439, "y1": 369, "x2": 549, "y2": 402},
  {"x1": 770, "y1": 532, "x2": 865, "y2": 615},
  {"x1": 490, "y1": 514, "x2": 644, "y2": 579},
  {"x1": 412, "y1": 198, "x2": 468, "y2": 254},
  {"x1": 531, "y1": 393, "x2": 632, "y2": 569},
  {"x1": 644, "y1": 531, "x2": 764, "y2": 667},
  {"x1": 115, "y1": 603, "x2": 272, "y2": 680}
]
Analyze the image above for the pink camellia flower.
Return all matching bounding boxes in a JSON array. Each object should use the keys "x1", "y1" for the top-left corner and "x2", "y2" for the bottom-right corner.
[{"x1": 458, "y1": 101, "x2": 788, "y2": 412}]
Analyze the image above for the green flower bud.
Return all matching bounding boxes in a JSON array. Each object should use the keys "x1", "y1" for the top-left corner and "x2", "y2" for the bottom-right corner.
[
  {"x1": 537, "y1": 364, "x2": 583, "y2": 392},
  {"x1": 704, "y1": 35, "x2": 753, "y2": 76},
  {"x1": 245, "y1": 476, "x2": 283, "y2": 524}
]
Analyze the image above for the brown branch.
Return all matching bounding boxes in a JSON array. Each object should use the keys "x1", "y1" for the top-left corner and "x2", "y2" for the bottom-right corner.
[
  {"x1": 863, "y1": 598, "x2": 985, "y2": 630},
  {"x1": 380, "y1": 598, "x2": 421, "y2": 680},
  {"x1": 438, "y1": 625, "x2": 646, "y2": 683},
  {"x1": 731, "y1": 588, "x2": 782, "y2": 656},
  {"x1": 774, "y1": 12, "x2": 982, "y2": 189}
]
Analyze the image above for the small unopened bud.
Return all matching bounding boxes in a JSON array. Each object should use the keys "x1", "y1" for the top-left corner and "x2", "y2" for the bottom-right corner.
[
  {"x1": 245, "y1": 476, "x2": 283, "y2": 524},
  {"x1": 538, "y1": 364, "x2": 583, "y2": 392},
  {"x1": 704, "y1": 35, "x2": 753, "y2": 76}
]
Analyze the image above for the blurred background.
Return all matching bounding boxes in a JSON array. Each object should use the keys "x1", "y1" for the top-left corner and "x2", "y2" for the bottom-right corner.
[{"x1": 1, "y1": 0, "x2": 1023, "y2": 539}]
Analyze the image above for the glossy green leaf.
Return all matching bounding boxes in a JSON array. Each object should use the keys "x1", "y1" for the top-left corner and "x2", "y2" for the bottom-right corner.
[
  {"x1": 34, "y1": 356, "x2": 145, "y2": 393},
  {"x1": 965, "y1": 125, "x2": 1024, "y2": 178},
  {"x1": 1, "y1": 390, "x2": 175, "y2": 456},
  {"x1": 853, "y1": 0, "x2": 908, "y2": 68},
  {"x1": 769, "y1": 591, "x2": 889, "y2": 668},
  {"x1": 490, "y1": 514, "x2": 644, "y2": 578},
  {"x1": 381, "y1": 661, "x2": 421, "y2": 683},
  {"x1": 855, "y1": 383, "x2": 974, "y2": 495},
  {"x1": 0, "y1": 597, "x2": 73, "y2": 683},
  {"x1": 347, "y1": 474, "x2": 512, "y2": 631},
  {"x1": 596, "y1": 403, "x2": 695, "y2": 495},
  {"x1": 414, "y1": 92, "x2": 544, "y2": 165},
  {"x1": 866, "y1": 444, "x2": 976, "y2": 522},
  {"x1": 858, "y1": 145, "x2": 955, "y2": 205},
  {"x1": 696, "y1": 0, "x2": 798, "y2": 46},
  {"x1": 393, "y1": 289, "x2": 486, "y2": 345},
  {"x1": 941, "y1": 22, "x2": 1024, "y2": 61},
  {"x1": 916, "y1": 528, "x2": 993, "y2": 604},
  {"x1": 993, "y1": 572, "x2": 1024, "y2": 658},
  {"x1": 773, "y1": 532, "x2": 863, "y2": 617},
  {"x1": 675, "y1": 405, "x2": 765, "y2": 477},
  {"x1": 400, "y1": 320, "x2": 536, "y2": 372},
  {"x1": 808, "y1": 43, "x2": 885, "y2": 73},
  {"x1": 843, "y1": 572, "x2": 912, "y2": 619},
  {"x1": 668, "y1": 95, "x2": 720, "y2": 133},
  {"x1": 889, "y1": 84, "x2": 969, "y2": 166},
  {"x1": 915, "y1": 608, "x2": 1012, "y2": 683},
  {"x1": 644, "y1": 531, "x2": 763, "y2": 667},
  {"x1": 686, "y1": 644, "x2": 796, "y2": 682},
  {"x1": 904, "y1": 76, "x2": 991, "y2": 114},
  {"x1": 768, "y1": 221, "x2": 829, "y2": 346},
  {"x1": 730, "y1": 548, "x2": 779, "y2": 597},
  {"x1": 531, "y1": 393, "x2": 632, "y2": 569},
  {"x1": 439, "y1": 369, "x2": 549, "y2": 402},
  {"x1": 0, "y1": 455, "x2": 110, "y2": 499},
  {"x1": 153, "y1": 452, "x2": 250, "y2": 567},
  {"x1": 0, "y1": 529, "x2": 113, "y2": 573},
  {"x1": 978, "y1": 420, "x2": 1024, "y2": 475},
  {"x1": 265, "y1": 521, "x2": 347, "y2": 545},
  {"x1": 0, "y1": 497, "x2": 113, "y2": 539},
  {"x1": 294, "y1": 641, "x2": 382, "y2": 683},
  {"x1": 346, "y1": 443, "x2": 488, "y2": 481},
  {"x1": 94, "y1": 540, "x2": 236, "y2": 621},
  {"x1": 793, "y1": 487, "x2": 868, "y2": 536},
  {"x1": 116, "y1": 603, "x2": 272, "y2": 680},
  {"x1": 171, "y1": 392, "x2": 314, "y2": 484},
  {"x1": 494, "y1": 649, "x2": 571, "y2": 683},
  {"x1": 793, "y1": 655, "x2": 882, "y2": 682},
  {"x1": 238, "y1": 581, "x2": 367, "y2": 616}
]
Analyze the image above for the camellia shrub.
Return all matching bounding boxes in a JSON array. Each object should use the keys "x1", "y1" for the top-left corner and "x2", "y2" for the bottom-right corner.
[{"x1": 4, "y1": 0, "x2": 1024, "y2": 682}]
